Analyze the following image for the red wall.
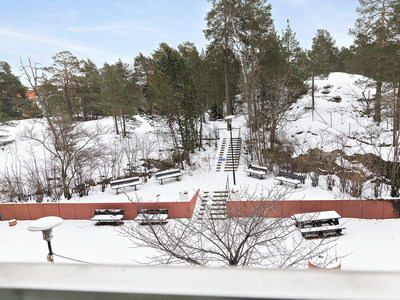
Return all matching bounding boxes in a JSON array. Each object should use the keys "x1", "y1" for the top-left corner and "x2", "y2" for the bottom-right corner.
[
  {"x1": 226, "y1": 199, "x2": 397, "y2": 219},
  {"x1": 0, "y1": 194, "x2": 396, "y2": 221},
  {"x1": 0, "y1": 189, "x2": 200, "y2": 221}
]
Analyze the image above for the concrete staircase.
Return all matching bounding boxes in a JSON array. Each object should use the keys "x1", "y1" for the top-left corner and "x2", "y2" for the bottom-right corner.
[
  {"x1": 216, "y1": 138, "x2": 227, "y2": 172},
  {"x1": 197, "y1": 190, "x2": 228, "y2": 220},
  {"x1": 224, "y1": 138, "x2": 242, "y2": 172},
  {"x1": 216, "y1": 137, "x2": 242, "y2": 172}
]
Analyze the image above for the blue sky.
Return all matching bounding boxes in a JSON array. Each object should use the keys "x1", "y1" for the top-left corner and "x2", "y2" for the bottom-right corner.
[{"x1": 1, "y1": 0, "x2": 359, "y2": 78}]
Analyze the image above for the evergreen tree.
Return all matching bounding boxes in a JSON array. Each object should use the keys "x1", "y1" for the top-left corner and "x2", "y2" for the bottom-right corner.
[
  {"x1": 149, "y1": 43, "x2": 202, "y2": 166},
  {"x1": 257, "y1": 32, "x2": 306, "y2": 153},
  {"x1": 0, "y1": 61, "x2": 27, "y2": 121},
  {"x1": 205, "y1": 0, "x2": 237, "y2": 116},
  {"x1": 101, "y1": 60, "x2": 136, "y2": 136},
  {"x1": 134, "y1": 53, "x2": 156, "y2": 114},
  {"x1": 308, "y1": 29, "x2": 339, "y2": 114},
  {"x1": 349, "y1": 0, "x2": 397, "y2": 123},
  {"x1": 45, "y1": 51, "x2": 80, "y2": 118},
  {"x1": 74, "y1": 59, "x2": 103, "y2": 120}
]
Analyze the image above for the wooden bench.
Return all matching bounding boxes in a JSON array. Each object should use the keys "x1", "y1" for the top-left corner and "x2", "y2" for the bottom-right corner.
[
  {"x1": 300, "y1": 225, "x2": 346, "y2": 238},
  {"x1": 90, "y1": 209, "x2": 124, "y2": 225},
  {"x1": 291, "y1": 211, "x2": 341, "y2": 228},
  {"x1": 274, "y1": 171, "x2": 305, "y2": 188},
  {"x1": 135, "y1": 209, "x2": 168, "y2": 225},
  {"x1": 244, "y1": 163, "x2": 268, "y2": 179},
  {"x1": 154, "y1": 169, "x2": 181, "y2": 185},
  {"x1": 110, "y1": 177, "x2": 141, "y2": 194}
]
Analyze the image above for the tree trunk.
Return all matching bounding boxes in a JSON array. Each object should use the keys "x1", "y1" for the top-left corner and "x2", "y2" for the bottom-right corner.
[
  {"x1": 64, "y1": 83, "x2": 73, "y2": 118},
  {"x1": 122, "y1": 109, "x2": 126, "y2": 137},
  {"x1": 270, "y1": 121, "x2": 276, "y2": 153},
  {"x1": 224, "y1": 56, "x2": 230, "y2": 115},
  {"x1": 82, "y1": 96, "x2": 87, "y2": 120},
  {"x1": 374, "y1": 80, "x2": 382, "y2": 124},
  {"x1": 223, "y1": 0, "x2": 231, "y2": 116},
  {"x1": 312, "y1": 67, "x2": 315, "y2": 121},
  {"x1": 61, "y1": 168, "x2": 71, "y2": 200},
  {"x1": 114, "y1": 114, "x2": 119, "y2": 135},
  {"x1": 168, "y1": 117, "x2": 183, "y2": 169}
]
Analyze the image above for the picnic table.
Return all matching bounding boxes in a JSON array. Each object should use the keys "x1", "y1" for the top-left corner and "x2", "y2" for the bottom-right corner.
[
  {"x1": 135, "y1": 209, "x2": 169, "y2": 225},
  {"x1": 299, "y1": 225, "x2": 346, "y2": 238},
  {"x1": 291, "y1": 210, "x2": 341, "y2": 228},
  {"x1": 90, "y1": 209, "x2": 124, "y2": 225}
]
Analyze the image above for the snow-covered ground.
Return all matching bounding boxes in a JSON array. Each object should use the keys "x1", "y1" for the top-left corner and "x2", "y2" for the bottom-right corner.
[
  {"x1": 1, "y1": 72, "x2": 400, "y2": 270},
  {"x1": 2, "y1": 217, "x2": 400, "y2": 272}
]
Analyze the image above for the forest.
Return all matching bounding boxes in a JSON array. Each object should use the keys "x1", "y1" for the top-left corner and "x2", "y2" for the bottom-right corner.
[{"x1": 1, "y1": 0, "x2": 400, "y2": 201}]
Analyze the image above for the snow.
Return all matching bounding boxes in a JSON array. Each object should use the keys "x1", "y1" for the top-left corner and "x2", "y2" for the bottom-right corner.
[
  {"x1": 1, "y1": 72, "x2": 400, "y2": 270},
  {"x1": 27, "y1": 216, "x2": 64, "y2": 231},
  {"x1": 2, "y1": 218, "x2": 400, "y2": 272},
  {"x1": 292, "y1": 210, "x2": 341, "y2": 221}
]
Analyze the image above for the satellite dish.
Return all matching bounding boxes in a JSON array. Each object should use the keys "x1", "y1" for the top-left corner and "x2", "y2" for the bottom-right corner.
[
  {"x1": 28, "y1": 216, "x2": 63, "y2": 241},
  {"x1": 28, "y1": 216, "x2": 63, "y2": 231}
]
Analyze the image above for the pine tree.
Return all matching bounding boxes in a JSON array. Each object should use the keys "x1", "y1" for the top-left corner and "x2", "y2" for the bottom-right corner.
[
  {"x1": 0, "y1": 61, "x2": 27, "y2": 121},
  {"x1": 101, "y1": 60, "x2": 136, "y2": 136},
  {"x1": 308, "y1": 29, "x2": 339, "y2": 114},
  {"x1": 45, "y1": 51, "x2": 80, "y2": 118},
  {"x1": 134, "y1": 53, "x2": 156, "y2": 114},
  {"x1": 350, "y1": 0, "x2": 397, "y2": 123},
  {"x1": 74, "y1": 59, "x2": 103, "y2": 120},
  {"x1": 204, "y1": 0, "x2": 237, "y2": 116}
]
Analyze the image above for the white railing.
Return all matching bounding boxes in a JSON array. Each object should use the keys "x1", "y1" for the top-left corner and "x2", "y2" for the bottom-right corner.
[{"x1": 0, "y1": 263, "x2": 398, "y2": 299}]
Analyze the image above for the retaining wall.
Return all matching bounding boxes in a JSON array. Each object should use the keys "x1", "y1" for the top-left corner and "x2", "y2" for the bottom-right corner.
[
  {"x1": 0, "y1": 189, "x2": 200, "y2": 221},
  {"x1": 226, "y1": 199, "x2": 396, "y2": 219},
  {"x1": 0, "y1": 195, "x2": 396, "y2": 221}
]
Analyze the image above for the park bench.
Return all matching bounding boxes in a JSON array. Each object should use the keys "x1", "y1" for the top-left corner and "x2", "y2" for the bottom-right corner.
[
  {"x1": 292, "y1": 211, "x2": 345, "y2": 238},
  {"x1": 291, "y1": 210, "x2": 341, "y2": 228},
  {"x1": 274, "y1": 171, "x2": 305, "y2": 188},
  {"x1": 135, "y1": 209, "x2": 169, "y2": 225},
  {"x1": 299, "y1": 225, "x2": 346, "y2": 238},
  {"x1": 90, "y1": 209, "x2": 124, "y2": 225},
  {"x1": 244, "y1": 163, "x2": 268, "y2": 179},
  {"x1": 154, "y1": 169, "x2": 181, "y2": 185},
  {"x1": 110, "y1": 176, "x2": 141, "y2": 194}
]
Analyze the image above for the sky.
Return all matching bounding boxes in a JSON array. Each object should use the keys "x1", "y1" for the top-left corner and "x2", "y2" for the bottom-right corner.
[{"x1": 1, "y1": 0, "x2": 359, "y2": 79}]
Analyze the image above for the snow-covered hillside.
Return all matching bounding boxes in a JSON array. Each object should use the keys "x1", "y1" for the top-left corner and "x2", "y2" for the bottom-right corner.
[
  {"x1": 0, "y1": 72, "x2": 396, "y2": 202},
  {"x1": 2, "y1": 73, "x2": 400, "y2": 272},
  {"x1": 288, "y1": 72, "x2": 389, "y2": 154}
]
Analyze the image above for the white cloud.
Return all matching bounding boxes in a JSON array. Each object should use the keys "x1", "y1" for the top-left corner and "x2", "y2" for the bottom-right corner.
[
  {"x1": 66, "y1": 23, "x2": 169, "y2": 38},
  {"x1": 66, "y1": 23, "x2": 132, "y2": 36},
  {"x1": 289, "y1": 0, "x2": 307, "y2": 5},
  {"x1": 0, "y1": 26, "x2": 132, "y2": 70},
  {"x1": 0, "y1": 27, "x2": 96, "y2": 54},
  {"x1": 137, "y1": 26, "x2": 169, "y2": 38}
]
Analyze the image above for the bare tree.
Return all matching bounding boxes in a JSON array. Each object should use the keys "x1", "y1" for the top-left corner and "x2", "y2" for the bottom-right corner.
[
  {"x1": 21, "y1": 57, "x2": 62, "y2": 149},
  {"x1": 119, "y1": 186, "x2": 337, "y2": 268},
  {"x1": 19, "y1": 116, "x2": 107, "y2": 199}
]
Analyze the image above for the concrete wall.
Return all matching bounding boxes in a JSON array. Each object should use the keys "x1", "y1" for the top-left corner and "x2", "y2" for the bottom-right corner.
[{"x1": 0, "y1": 189, "x2": 200, "y2": 221}]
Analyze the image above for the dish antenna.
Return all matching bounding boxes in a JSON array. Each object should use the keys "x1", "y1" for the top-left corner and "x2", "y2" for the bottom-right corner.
[{"x1": 28, "y1": 216, "x2": 63, "y2": 263}]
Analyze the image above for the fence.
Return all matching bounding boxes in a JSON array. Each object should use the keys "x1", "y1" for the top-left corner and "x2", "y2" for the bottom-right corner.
[{"x1": 0, "y1": 189, "x2": 200, "y2": 221}]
